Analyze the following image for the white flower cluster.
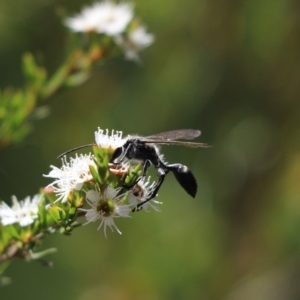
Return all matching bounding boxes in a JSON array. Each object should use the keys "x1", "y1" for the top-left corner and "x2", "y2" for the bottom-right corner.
[
  {"x1": 128, "y1": 176, "x2": 162, "y2": 212},
  {"x1": 65, "y1": 1, "x2": 133, "y2": 35},
  {"x1": 65, "y1": 0, "x2": 154, "y2": 61},
  {"x1": 0, "y1": 195, "x2": 41, "y2": 227},
  {"x1": 44, "y1": 127, "x2": 161, "y2": 236},
  {"x1": 79, "y1": 177, "x2": 161, "y2": 237},
  {"x1": 44, "y1": 153, "x2": 97, "y2": 203},
  {"x1": 95, "y1": 127, "x2": 125, "y2": 149},
  {"x1": 79, "y1": 187, "x2": 131, "y2": 238},
  {"x1": 115, "y1": 26, "x2": 154, "y2": 62}
]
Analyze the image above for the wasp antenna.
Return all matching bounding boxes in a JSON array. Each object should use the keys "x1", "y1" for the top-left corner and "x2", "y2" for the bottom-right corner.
[{"x1": 57, "y1": 144, "x2": 95, "y2": 159}]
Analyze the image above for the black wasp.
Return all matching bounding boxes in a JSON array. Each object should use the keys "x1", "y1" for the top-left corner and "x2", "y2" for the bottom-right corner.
[{"x1": 59, "y1": 129, "x2": 210, "y2": 210}]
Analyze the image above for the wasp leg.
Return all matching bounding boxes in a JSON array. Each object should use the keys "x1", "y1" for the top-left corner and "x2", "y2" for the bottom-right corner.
[
  {"x1": 133, "y1": 167, "x2": 166, "y2": 211},
  {"x1": 110, "y1": 142, "x2": 133, "y2": 164}
]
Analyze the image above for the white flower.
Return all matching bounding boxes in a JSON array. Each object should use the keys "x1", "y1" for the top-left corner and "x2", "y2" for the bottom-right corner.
[
  {"x1": 44, "y1": 153, "x2": 97, "y2": 203},
  {"x1": 79, "y1": 187, "x2": 131, "y2": 237},
  {"x1": 65, "y1": 3, "x2": 105, "y2": 33},
  {"x1": 128, "y1": 176, "x2": 162, "y2": 211},
  {"x1": 96, "y1": 1, "x2": 133, "y2": 36},
  {"x1": 0, "y1": 195, "x2": 41, "y2": 227},
  {"x1": 115, "y1": 25, "x2": 154, "y2": 62},
  {"x1": 65, "y1": 1, "x2": 133, "y2": 36},
  {"x1": 95, "y1": 127, "x2": 125, "y2": 149}
]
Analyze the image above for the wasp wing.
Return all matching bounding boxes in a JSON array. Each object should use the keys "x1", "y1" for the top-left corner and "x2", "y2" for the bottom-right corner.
[
  {"x1": 142, "y1": 139, "x2": 211, "y2": 148},
  {"x1": 145, "y1": 129, "x2": 201, "y2": 141}
]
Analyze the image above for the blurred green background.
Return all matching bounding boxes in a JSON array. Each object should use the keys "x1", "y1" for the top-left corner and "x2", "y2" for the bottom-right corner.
[{"x1": 2, "y1": 0, "x2": 300, "y2": 299}]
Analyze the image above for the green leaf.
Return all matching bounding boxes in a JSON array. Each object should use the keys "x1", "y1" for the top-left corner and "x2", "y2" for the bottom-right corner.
[
  {"x1": 68, "y1": 207, "x2": 77, "y2": 219},
  {"x1": 22, "y1": 52, "x2": 47, "y2": 88},
  {"x1": 89, "y1": 164, "x2": 102, "y2": 184},
  {"x1": 65, "y1": 71, "x2": 90, "y2": 87},
  {"x1": 48, "y1": 207, "x2": 63, "y2": 224},
  {"x1": 29, "y1": 248, "x2": 57, "y2": 260}
]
